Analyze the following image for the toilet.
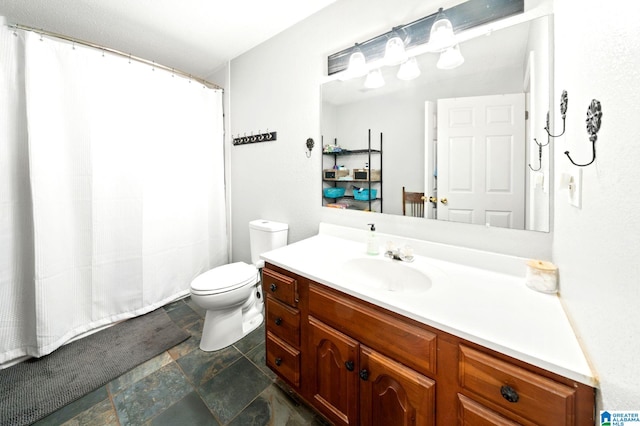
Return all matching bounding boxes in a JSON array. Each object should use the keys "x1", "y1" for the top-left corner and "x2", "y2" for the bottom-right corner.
[{"x1": 190, "y1": 219, "x2": 288, "y2": 351}]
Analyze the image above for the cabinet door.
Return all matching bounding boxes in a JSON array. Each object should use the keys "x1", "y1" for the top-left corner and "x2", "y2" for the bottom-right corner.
[
  {"x1": 360, "y1": 346, "x2": 436, "y2": 426},
  {"x1": 309, "y1": 316, "x2": 359, "y2": 426}
]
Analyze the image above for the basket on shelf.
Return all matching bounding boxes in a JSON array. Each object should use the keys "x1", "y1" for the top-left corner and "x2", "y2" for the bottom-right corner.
[
  {"x1": 323, "y1": 187, "x2": 346, "y2": 198},
  {"x1": 353, "y1": 188, "x2": 377, "y2": 201}
]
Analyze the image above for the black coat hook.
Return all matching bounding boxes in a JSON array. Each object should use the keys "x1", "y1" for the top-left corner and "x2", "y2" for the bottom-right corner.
[
  {"x1": 565, "y1": 99, "x2": 602, "y2": 167},
  {"x1": 545, "y1": 90, "x2": 568, "y2": 138}
]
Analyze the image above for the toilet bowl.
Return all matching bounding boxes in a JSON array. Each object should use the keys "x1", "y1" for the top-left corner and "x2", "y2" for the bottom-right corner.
[
  {"x1": 189, "y1": 219, "x2": 288, "y2": 351},
  {"x1": 190, "y1": 262, "x2": 262, "y2": 351}
]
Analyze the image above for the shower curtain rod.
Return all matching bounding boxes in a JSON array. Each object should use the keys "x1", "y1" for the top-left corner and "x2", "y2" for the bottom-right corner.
[{"x1": 8, "y1": 23, "x2": 223, "y2": 91}]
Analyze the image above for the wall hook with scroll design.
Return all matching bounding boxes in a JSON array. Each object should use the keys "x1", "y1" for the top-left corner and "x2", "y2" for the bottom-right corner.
[
  {"x1": 528, "y1": 137, "x2": 548, "y2": 171},
  {"x1": 528, "y1": 116, "x2": 551, "y2": 171},
  {"x1": 545, "y1": 90, "x2": 568, "y2": 138},
  {"x1": 564, "y1": 99, "x2": 602, "y2": 167}
]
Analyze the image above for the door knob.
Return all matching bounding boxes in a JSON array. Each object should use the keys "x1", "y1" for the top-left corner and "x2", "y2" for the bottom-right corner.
[
  {"x1": 420, "y1": 196, "x2": 427, "y2": 201},
  {"x1": 440, "y1": 198, "x2": 448, "y2": 205},
  {"x1": 428, "y1": 196, "x2": 437, "y2": 203}
]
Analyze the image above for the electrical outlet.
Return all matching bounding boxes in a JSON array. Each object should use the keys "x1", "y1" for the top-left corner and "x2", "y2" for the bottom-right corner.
[{"x1": 568, "y1": 168, "x2": 582, "y2": 208}]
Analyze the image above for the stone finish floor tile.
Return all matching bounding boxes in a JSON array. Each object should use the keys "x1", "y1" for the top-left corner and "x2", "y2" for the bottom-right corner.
[
  {"x1": 164, "y1": 302, "x2": 201, "y2": 329},
  {"x1": 107, "y1": 351, "x2": 174, "y2": 395},
  {"x1": 113, "y1": 362, "x2": 192, "y2": 425},
  {"x1": 149, "y1": 391, "x2": 220, "y2": 426},
  {"x1": 61, "y1": 398, "x2": 118, "y2": 426},
  {"x1": 198, "y1": 356, "x2": 273, "y2": 424},
  {"x1": 177, "y1": 344, "x2": 242, "y2": 387},
  {"x1": 233, "y1": 323, "x2": 265, "y2": 354},
  {"x1": 227, "y1": 384, "x2": 320, "y2": 426},
  {"x1": 168, "y1": 319, "x2": 203, "y2": 360},
  {"x1": 245, "y1": 341, "x2": 277, "y2": 381}
]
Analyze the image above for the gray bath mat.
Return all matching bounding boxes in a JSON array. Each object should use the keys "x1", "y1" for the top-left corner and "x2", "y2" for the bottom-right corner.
[{"x1": 0, "y1": 308, "x2": 190, "y2": 426}]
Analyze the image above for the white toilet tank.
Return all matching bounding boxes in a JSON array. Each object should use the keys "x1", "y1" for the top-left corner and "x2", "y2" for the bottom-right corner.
[{"x1": 249, "y1": 219, "x2": 288, "y2": 267}]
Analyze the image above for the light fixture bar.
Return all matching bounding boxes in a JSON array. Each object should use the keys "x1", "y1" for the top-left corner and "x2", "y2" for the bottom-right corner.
[{"x1": 327, "y1": 0, "x2": 523, "y2": 76}]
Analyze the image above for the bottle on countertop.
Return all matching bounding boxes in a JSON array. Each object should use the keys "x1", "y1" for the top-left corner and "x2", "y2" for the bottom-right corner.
[{"x1": 366, "y1": 223, "x2": 379, "y2": 255}]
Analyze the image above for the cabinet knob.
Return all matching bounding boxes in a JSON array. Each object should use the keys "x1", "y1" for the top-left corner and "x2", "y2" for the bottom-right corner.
[
  {"x1": 275, "y1": 357, "x2": 282, "y2": 367},
  {"x1": 500, "y1": 385, "x2": 519, "y2": 403},
  {"x1": 345, "y1": 360, "x2": 354, "y2": 372},
  {"x1": 270, "y1": 283, "x2": 277, "y2": 292},
  {"x1": 359, "y1": 369, "x2": 369, "y2": 381},
  {"x1": 274, "y1": 317, "x2": 283, "y2": 326}
]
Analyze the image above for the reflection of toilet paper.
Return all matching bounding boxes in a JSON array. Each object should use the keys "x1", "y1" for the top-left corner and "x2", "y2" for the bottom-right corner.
[{"x1": 525, "y1": 260, "x2": 558, "y2": 293}]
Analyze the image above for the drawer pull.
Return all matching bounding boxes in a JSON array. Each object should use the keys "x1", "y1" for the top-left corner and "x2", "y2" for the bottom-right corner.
[
  {"x1": 270, "y1": 283, "x2": 278, "y2": 292},
  {"x1": 275, "y1": 357, "x2": 283, "y2": 366},
  {"x1": 500, "y1": 385, "x2": 519, "y2": 403},
  {"x1": 345, "y1": 360, "x2": 355, "y2": 372},
  {"x1": 359, "y1": 369, "x2": 369, "y2": 381},
  {"x1": 274, "y1": 317, "x2": 283, "y2": 326}
]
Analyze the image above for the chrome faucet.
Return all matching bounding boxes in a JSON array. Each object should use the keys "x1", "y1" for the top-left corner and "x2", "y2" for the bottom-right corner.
[{"x1": 384, "y1": 244, "x2": 415, "y2": 262}]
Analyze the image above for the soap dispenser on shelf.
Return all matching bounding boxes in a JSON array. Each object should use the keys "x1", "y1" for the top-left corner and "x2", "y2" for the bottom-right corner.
[{"x1": 366, "y1": 223, "x2": 379, "y2": 255}]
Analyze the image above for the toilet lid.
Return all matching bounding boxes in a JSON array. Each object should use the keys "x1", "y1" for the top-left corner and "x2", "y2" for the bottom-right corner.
[{"x1": 190, "y1": 262, "x2": 258, "y2": 294}]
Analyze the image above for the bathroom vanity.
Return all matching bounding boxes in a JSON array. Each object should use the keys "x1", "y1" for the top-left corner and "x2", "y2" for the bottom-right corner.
[{"x1": 261, "y1": 224, "x2": 596, "y2": 425}]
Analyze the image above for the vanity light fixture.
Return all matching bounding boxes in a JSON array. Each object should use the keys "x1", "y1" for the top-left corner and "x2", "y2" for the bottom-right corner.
[
  {"x1": 364, "y1": 68, "x2": 385, "y2": 89},
  {"x1": 383, "y1": 28, "x2": 408, "y2": 66},
  {"x1": 436, "y1": 44, "x2": 464, "y2": 69},
  {"x1": 397, "y1": 57, "x2": 421, "y2": 81},
  {"x1": 327, "y1": 0, "x2": 524, "y2": 77}
]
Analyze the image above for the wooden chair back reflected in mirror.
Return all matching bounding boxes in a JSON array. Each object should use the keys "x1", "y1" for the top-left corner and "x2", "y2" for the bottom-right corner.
[{"x1": 402, "y1": 187, "x2": 425, "y2": 217}]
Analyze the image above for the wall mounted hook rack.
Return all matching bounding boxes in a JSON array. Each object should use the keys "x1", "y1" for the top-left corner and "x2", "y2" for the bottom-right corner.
[
  {"x1": 564, "y1": 99, "x2": 602, "y2": 167},
  {"x1": 233, "y1": 130, "x2": 277, "y2": 146},
  {"x1": 545, "y1": 90, "x2": 568, "y2": 138}
]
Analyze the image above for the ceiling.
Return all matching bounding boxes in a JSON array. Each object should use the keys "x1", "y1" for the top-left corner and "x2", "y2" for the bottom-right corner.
[{"x1": 0, "y1": 0, "x2": 337, "y2": 80}]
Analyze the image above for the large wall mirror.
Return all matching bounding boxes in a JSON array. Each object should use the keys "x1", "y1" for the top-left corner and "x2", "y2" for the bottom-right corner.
[{"x1": 321, "y1": 14, "x2": 552, "y2": 232}]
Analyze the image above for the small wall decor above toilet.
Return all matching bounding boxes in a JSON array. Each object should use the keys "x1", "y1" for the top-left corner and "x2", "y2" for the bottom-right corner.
[{"x1": 233, "y1": 130, "x2": 277, "y2": 145}]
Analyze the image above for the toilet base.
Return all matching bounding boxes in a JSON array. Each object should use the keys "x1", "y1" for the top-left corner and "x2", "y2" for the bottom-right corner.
[{"x1": 199, "y1": 307, "x2": 264, "y2": 352}]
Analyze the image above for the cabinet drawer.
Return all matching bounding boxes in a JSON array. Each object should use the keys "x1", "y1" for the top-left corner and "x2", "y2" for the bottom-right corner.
[
  {"x1": 266, "y1": 331, "x2": 300, "y2": 387},
  {"x1": 309, "y1": 283, "x2": 437, "y2": 376},
  {"x1": 458, "y1": 394, "x2": 520, "y2": 426},
  {"x1": 459, "y1": 345, "x2": 577, "y2": 425},
  {"x1": 265, "y1": 296, "x2": 300, "y2": 347},
  {"x1": 263, "y1": 268, "x2": 298, "y2": 307}
]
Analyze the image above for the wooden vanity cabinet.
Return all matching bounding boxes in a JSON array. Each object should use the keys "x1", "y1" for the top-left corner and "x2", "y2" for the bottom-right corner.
[
  {"x1": 263, "y1": 267, "x2": 302, "y2": 389},
  {"x1": 262, "y1": 264, "x2": 595, "y2": 426}
]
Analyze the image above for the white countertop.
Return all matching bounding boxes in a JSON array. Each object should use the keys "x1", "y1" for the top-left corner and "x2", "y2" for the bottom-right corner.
[{"x1": 261, "y1": 223, "x2": 596, "y2": 387}]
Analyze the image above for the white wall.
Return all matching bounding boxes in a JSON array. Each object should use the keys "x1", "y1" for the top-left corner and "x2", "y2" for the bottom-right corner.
[
  {"x1": 229, "y1": 0, "x2": 552, "y2": 264},
  {"x1": 553, "y1": 0, "x2": 640, "y2": 410}
]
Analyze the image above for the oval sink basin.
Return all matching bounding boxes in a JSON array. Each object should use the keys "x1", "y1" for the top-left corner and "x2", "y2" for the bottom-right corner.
[{"x1": 339, "y1": 257, "x2": 433, "y2": 294}]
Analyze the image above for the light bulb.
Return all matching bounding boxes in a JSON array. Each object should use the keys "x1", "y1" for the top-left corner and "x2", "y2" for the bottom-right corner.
[
  {"x1": 364, "y1": 69, "x2": 385, "y2": 89},
  {"x1": 397, "y1": 57, "x2": 421, "y2": 81}
]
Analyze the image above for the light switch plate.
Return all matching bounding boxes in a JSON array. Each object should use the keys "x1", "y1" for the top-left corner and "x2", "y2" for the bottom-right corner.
[{"x1": 568, "y1": 167, "x2": 582, "y2": 208}]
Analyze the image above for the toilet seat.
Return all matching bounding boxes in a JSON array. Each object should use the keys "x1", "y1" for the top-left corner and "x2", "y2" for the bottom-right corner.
[{"x1": 190, "y1": 262, "x2": 258, "y2": 296}]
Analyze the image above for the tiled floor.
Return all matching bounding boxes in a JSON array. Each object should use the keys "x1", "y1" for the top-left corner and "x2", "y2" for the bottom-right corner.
[{"x1": 32, "y1": 297, "x2": 328, "y2": 425}]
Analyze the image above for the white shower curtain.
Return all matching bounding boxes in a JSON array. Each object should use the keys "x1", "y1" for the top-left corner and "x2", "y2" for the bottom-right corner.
[{"x1": 0, "y1": 25, "x2": 227, "y2": 365}]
